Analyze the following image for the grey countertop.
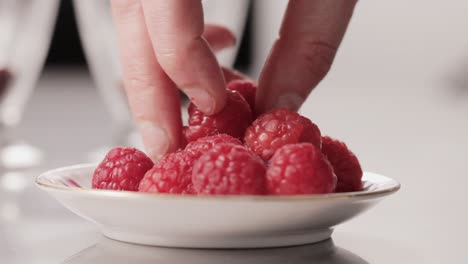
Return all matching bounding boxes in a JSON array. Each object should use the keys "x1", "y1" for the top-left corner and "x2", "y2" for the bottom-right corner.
[{"x1": 0, "y1": 68, "x2": 467, "y2": 263}]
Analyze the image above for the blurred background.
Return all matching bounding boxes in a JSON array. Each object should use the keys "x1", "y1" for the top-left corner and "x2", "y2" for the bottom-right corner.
[{"x1": 1, "y1": 0, "x2": 467, "y2": 263}]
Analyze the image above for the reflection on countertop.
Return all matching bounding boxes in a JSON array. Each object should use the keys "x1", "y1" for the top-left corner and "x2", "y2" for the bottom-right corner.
[{"x1": 64, "y1": 238, "x2": 368, "y2": 264}]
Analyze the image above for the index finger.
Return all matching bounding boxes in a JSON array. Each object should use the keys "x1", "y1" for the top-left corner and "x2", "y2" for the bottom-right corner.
[
  {"x1": 141, "y1": 0, "x2": 227, "y2": 115},
  {"x1": 112, "y1": 0, "x2": 182, "y2": 160}
]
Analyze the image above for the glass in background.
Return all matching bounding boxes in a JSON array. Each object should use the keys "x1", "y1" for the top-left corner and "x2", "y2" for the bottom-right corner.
[
  {"x1": 73, "y1": 0, "x2": 250, "y2": 161},
  {"x1": 0, "y1": 0, "x2": 60, "y2": 169}
]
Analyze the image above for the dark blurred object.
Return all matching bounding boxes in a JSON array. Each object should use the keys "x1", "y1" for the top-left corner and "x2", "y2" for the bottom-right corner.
[
  {"x1": 0, "y1": 68, "x2": 11, "y2": 99},
  {"x1": 46, "y1": 0, "x2": 85, "y2": 66},
  {"x1": 45, "y1": 1, "x2": 251, "y2": 70},
  {"x1": 233, "y1": 2, "x2": 252, "y2": 72}
]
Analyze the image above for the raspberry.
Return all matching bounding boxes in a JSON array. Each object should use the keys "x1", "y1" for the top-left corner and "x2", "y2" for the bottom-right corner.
[
  {"x1": 192, "y1": 144, "x2": 266, "y2": 195},
  {"x1": 182, "y1": 126, "x2": 210, "y2": 147},
  {"x1": 139, "y1": 151, "x2": 195, "y2": 194},
  {"x1": 266, "y1": 143, "x2": 336, "y2": 195},
  {"x1": 185, "y1": 134, "x2": 242, "y2": 160},
  {"x1": 92, "y1": 147, "x2": 154, "y2": 191},
  {"x1": 245, "y1": 108, "x2": 321, "y2": 160},
  {"x1": 321, "y1": 136, "x2": 363, "y2": 192},
  {"x1": 227, "y1": 80, "x2": 257, "y2": 111},
  {"x1": 182, "y1": 125, "x2": 216, "y2": 145},
  {"x1": 188, "y1": 89, "x2": 253, "y2": 140}
]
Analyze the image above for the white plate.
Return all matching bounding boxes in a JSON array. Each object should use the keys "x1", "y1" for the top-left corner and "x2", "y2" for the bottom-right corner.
[{"x1": 36, "y1": 164, "x2": 400, "y2": 249}]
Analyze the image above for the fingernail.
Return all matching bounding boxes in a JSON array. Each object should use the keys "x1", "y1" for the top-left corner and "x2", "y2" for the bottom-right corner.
[
  {"x1": 139, "y1": 122, "x2": 170, "y2": 161},
  {"x1": 185, "y1": 87, "x2": 215, "y2": 114},
  {"x1": 275, "y1": 93, "x2": 305, "y2": 110}
]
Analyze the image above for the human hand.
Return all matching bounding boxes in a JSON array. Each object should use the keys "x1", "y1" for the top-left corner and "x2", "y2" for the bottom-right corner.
[
  {"x1": 111, "y1": 0, "x2": 235, "y2": 161},
  {"x1": 111, "y1": 0, "x2": 357, "y2": 161}
]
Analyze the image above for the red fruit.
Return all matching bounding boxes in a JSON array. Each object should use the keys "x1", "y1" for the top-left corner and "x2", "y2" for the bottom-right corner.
[
  {"x1": 192, "y1": 144, "x2": 266, "y2": 195},
  {"x1": 266, "y1": 143, "x2": 336, "y2": 195},
  {"x1": 244, "y1": 108, "x2": 321, "y2": 160},
  {"x1": 182, "y1": 125, "x2": 216, "y2": 145},
  {"x1": 227, "y1": 80, "x2": 257, "y2": 111},
  {"x1": 92, "y1": 147, "x2": 154, "y2": 191},
  {"x1": 139, "y1": 151, "x2": 195, "y2": 194},
  {"x1": 185, "y1": 134, "x2": 242, "y2": 160},
  {"x1": 188, "y1": 89, "x2": 253, "y2": 139},
  {"x1": 321, "y1": 136, "x2": 363, "y2": 192}
]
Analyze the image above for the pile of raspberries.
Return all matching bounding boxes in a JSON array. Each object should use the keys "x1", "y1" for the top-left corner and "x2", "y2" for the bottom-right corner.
[{"x1": 92, "y1": 80, "x2": 363, "y2": 195}]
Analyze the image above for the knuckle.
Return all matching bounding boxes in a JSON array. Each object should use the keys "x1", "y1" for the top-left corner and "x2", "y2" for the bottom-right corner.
[
  {"x1": 155, "y1": 37, "x2": 206, "y2": 88},
  {"x1": 134, "y1": 114, "x2": 153, "y2": 125},
  {"x1": 300, "y1": 40, "x2": 337, "y2": 80},
  {"x1": 154, "y1": 34, "x2": 178, "y2": 57},
  {"x1": 126, "y1": 77, "x2": 156, "y2": 94},
  {"x1": 111, "y1": 0, "x2": 141, "y2": 19},
  {"x1": 125, "y1": 67, "x2": 158, "y2": 93},
  {"x1": 156, "y1": 35, "x2": 203, "y2": 58}
]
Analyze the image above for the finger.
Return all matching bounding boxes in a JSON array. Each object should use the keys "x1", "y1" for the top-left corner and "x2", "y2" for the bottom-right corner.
[
  {"x1": 222, "y1": 67, "x2": 252, "y2": 83},
  {"x1": 257, "y1": 0, "x2": 357, "y2": 114},
  {"x1": 111, "y1": 0, "x2": 182, "y2": 161},
  {"x1": 203, "y1": 24, "x2": 236, "y2": 52},
  {"x1": 141, "y1": 0, "x2": 227, "y2": 115}
]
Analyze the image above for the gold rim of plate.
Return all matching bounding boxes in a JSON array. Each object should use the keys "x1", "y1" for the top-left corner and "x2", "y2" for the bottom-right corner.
[{"x1": 35, "y1": 164, "x2": 400, "y2": 201}]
